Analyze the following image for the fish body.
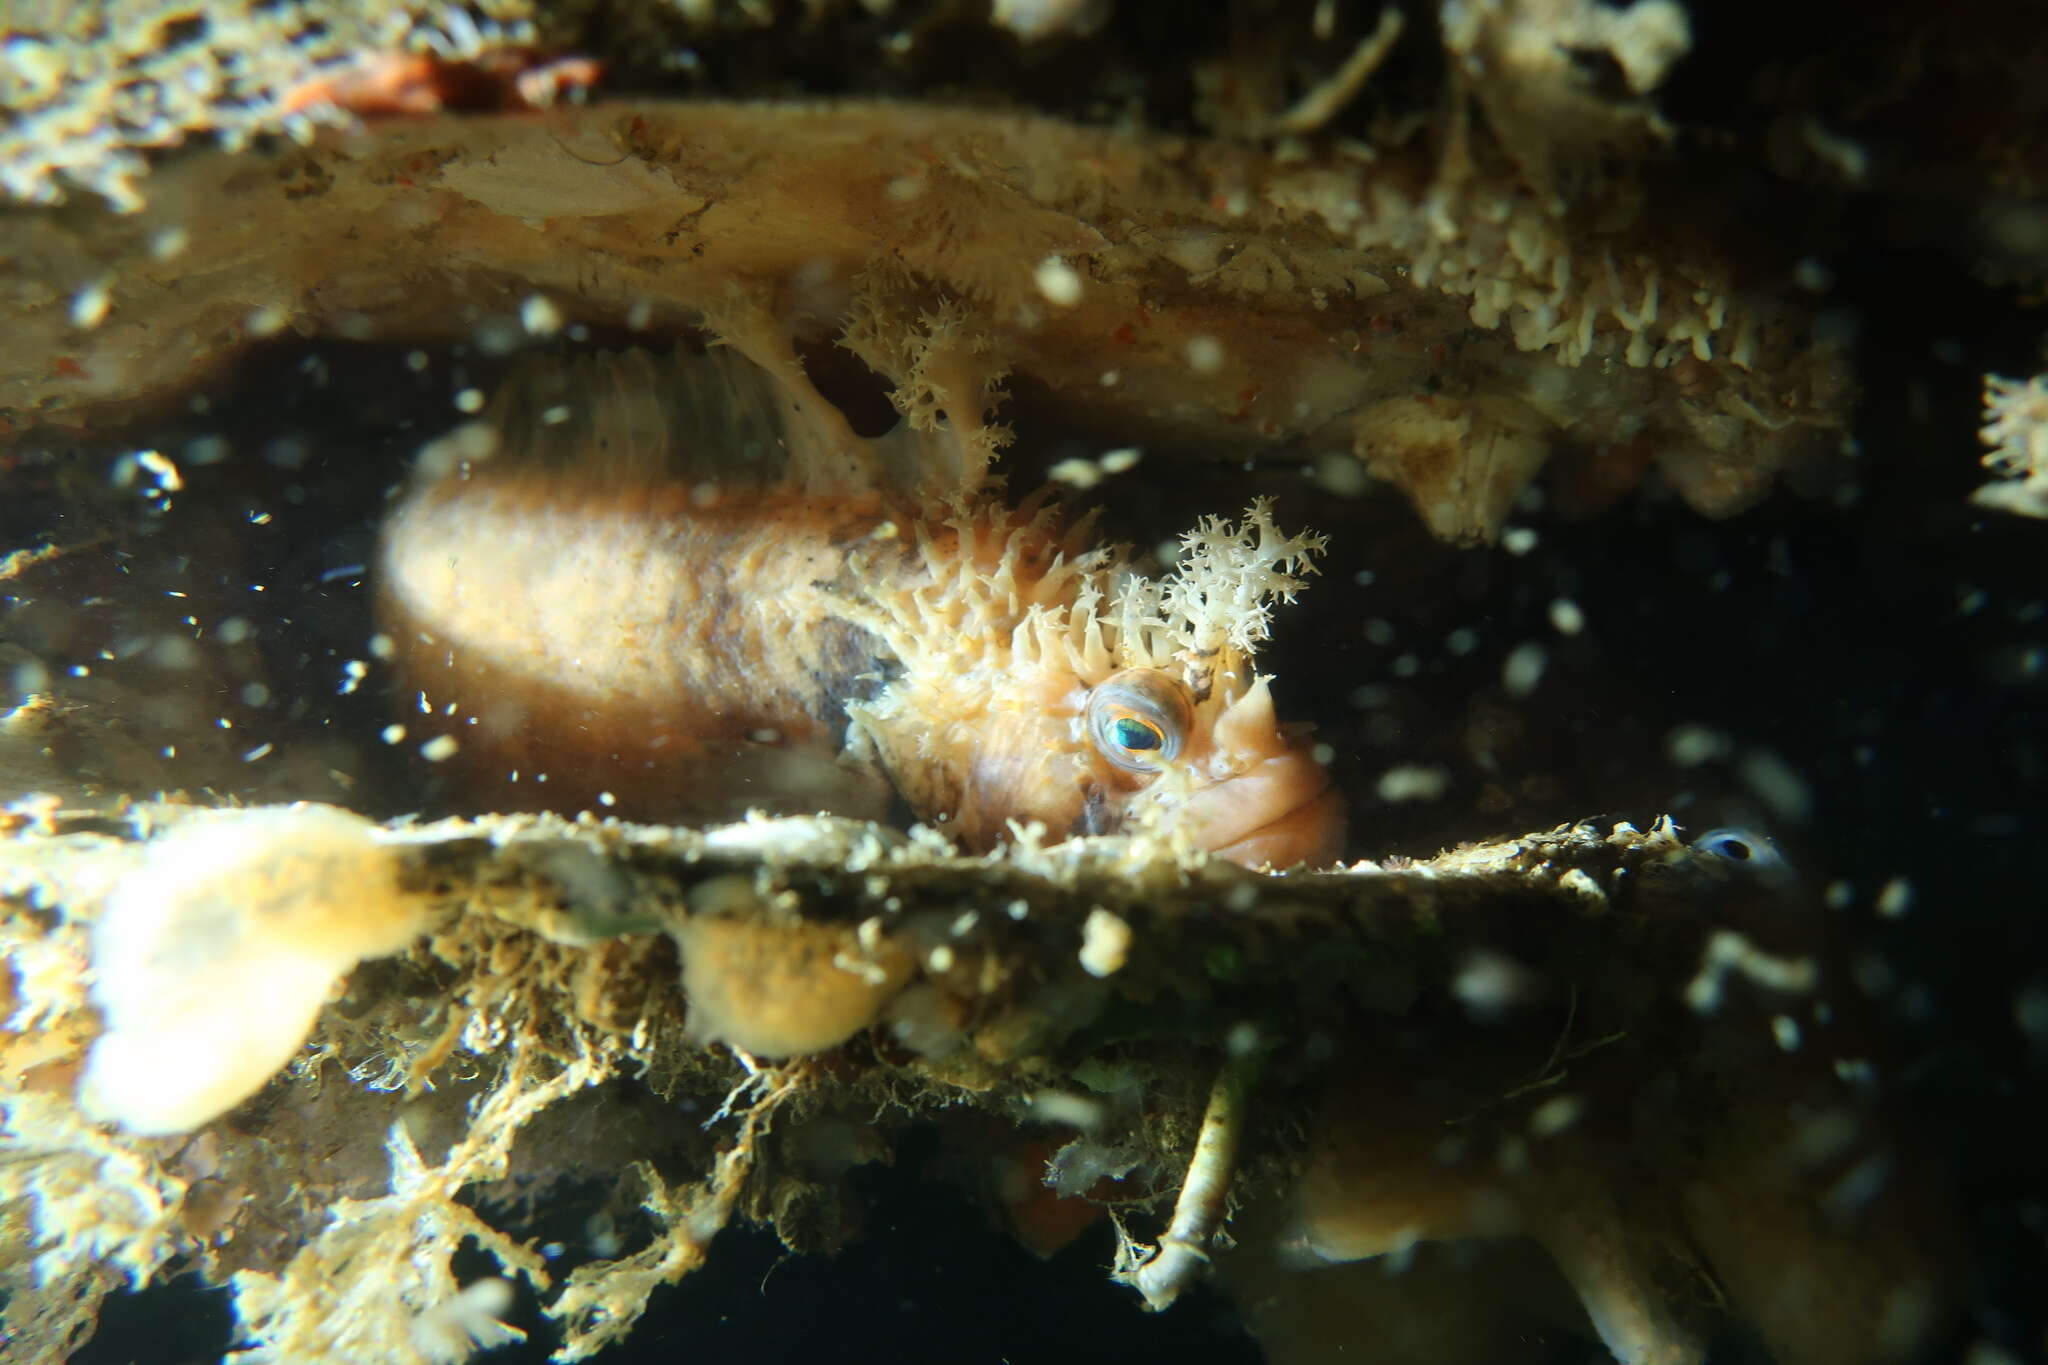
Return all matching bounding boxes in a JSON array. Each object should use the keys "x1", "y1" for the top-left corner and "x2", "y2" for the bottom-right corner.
[{"x1": 378, "y1": 347, "x2": 1344, "y2": 867}]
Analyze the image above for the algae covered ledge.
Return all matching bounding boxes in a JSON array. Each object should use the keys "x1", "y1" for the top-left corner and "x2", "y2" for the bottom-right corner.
[{"x1": 1, "y1": 802, "x2": 1944, "y2": 1364}]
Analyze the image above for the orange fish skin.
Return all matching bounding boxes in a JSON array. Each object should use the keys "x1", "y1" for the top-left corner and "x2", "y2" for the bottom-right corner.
[{"x1": 379, "y1": 470, "x2": 906, "y2": 823}]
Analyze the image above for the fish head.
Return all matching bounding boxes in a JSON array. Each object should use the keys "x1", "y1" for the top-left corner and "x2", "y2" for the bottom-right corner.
[{"x1": 1077, "y1": 666, "x2": 1345, "y2": 869}]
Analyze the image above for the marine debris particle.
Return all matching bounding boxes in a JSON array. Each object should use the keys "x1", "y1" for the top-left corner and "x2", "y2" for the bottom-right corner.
[
  {"x1": 1077, "y1": 907, "x2": 1132, "y2": 977},
  {"x1": 0, "y1": 808, "x2": 1961, "y2": 1363}
]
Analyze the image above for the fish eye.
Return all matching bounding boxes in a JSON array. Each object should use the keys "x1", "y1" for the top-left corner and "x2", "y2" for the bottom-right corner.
[
  {"x1": 1085, "y1": 669, "x2": 1192, "y2": 773},
  {"x1": 1112, "y1": 715, "x2": 1164, "y2": 751},
  {"x1": 1695, "y1": 828, "x2": 1787, "y2": 870}
]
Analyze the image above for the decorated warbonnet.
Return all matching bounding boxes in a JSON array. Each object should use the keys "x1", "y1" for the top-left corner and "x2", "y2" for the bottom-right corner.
[{"x1": 378, "y1": 339, "x2": 1344, "y2": 867}]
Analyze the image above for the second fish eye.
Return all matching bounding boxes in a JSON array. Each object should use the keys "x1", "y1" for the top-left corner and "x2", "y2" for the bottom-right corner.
[
  {"x1": 1086, "y1": 669, "x2": 1192, "y2": 772},
  {"x1": 1694, "y1": 827, "x2": 1788, "y2": 871}
]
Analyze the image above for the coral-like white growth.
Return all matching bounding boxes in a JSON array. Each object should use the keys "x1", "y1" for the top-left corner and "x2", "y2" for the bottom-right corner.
[
  {"x1": 1976, "y1": 372, "x2": 2048, "y2": 517},
  {"x1": 80, "y1": 805, "x2": 426, "y2": 1136},
  {"x1": 230, "y1": 1118, "x2": 544, "y2": 1365},
  {"x1": 1110, "y1": 497, "x2": 1326, "y2": 671},
  {"x1": 0, "y1": 1090, "x2": 191, "y2": 1290},
  {"x1": 838, "y1": 288, "x2": 1015, "y2": 493},
  {"x1": 852, "y1": 496, "x2": 1321, "y2": 691}
]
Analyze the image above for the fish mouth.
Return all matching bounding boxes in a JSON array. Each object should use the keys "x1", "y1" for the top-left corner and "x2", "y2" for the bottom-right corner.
[
  {"x1": 1209, "y1": 786, "x2": 1346, "y2": 869},
  {"x1": 1174, "y1": 755, "x2": 1347, "y2": 869}
]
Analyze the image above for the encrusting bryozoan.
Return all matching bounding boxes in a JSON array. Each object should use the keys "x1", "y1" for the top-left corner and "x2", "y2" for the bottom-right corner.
[
  {"x1": 80, "y1": 805, "x2": 428, "y2": 1136},
  {"x1": 378, "y1": 329, "x2": 1346, "y2": 868}
]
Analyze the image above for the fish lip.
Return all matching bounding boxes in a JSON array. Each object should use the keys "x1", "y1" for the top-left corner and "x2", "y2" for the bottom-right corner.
[{"x1": 1205, "y1": 782, "x2": 1346, "y2": 868}]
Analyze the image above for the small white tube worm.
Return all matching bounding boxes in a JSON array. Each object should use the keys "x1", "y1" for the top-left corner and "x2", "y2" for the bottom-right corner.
[{"x1": 1118, "y1": 1036, "x2": 1263, "y2": 1311}]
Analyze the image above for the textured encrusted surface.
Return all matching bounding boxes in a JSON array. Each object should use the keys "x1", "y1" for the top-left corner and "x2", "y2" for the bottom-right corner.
[
  {"x1": 0, "y1": 3, "x2": 1855, "y2": 542},
  {"x1": 0, "y1": 0, "x2": 541, "y2": 212},
  {"x1": 0, "y1": 803, "x2": 1955, "y2": 1363}
]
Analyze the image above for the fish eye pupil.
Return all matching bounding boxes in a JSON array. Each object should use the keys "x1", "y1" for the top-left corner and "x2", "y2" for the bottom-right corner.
[
  {"x1": 1085, "y1": 670, "x2": 1189, "y2": 772},
  {"x1": 1113, "y1": 716, "x2": 1162, "y2": 751}
]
